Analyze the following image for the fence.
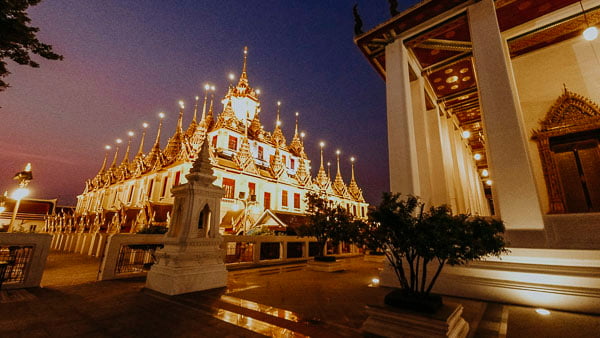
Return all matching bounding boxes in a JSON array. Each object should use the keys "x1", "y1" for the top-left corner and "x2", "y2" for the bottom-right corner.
[
  {"x1": 0, "y1": 233, "x2": 51, "y2": 289},
  {"x1": 98, "y1": 234, "x2": 362, "y2": 280}
]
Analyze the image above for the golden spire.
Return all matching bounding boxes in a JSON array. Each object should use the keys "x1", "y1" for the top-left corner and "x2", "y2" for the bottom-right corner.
[
  {"x1": 319, "y1": 142, "x2": 325, "y2": 171},
  {"x1": 121, "y1": 131, "x2": 134, "y2": 164},
  {"x1": 110, "y1": 139, "x2": 122, "y2": 169},
  {"x1": 316, "y1": 141, "x2": 329, "y2": 188},
  {"x1": 192, "y1": 96, "x2": 199, "y2": 123},
  {"x1": 239, "y1": 46, "x2": 248, "y2": 85},
  {"x1": 99, "y1": 145, "x2": 111, "y2": 173},
  {"x1": 332, "y1": 149, "x2": 348, "y2": 196},
  {"x1": 137, "y1": 123, "x2": 148, "y2": 156},
  {"x1": 154, "y1": 113, "x2": 165, "y2": 147},
  {"x1": 176, "y1": 100, "x2": 184, "y2": 133},
  {"x1": 201, "y1": 84, "x2": 210, "y2": 122},
  {"x1": 294, "y1": 111, "x2": 299, "y2": 137},
  {"x1": 348, "y1": 156, "x2": 365, "y2": 202},
  {"x1": 276, "y1": 100, "x2": 281, "y2": 126},
  {"x1": 205, "y1": 93, "x2": 215, "y2": 130},
  {"x1": 271, "y1": 101, "x2": 286, "y2": 147},
  {"x1": 327, "y1": 162, "x2": 331, "y2": 179}
]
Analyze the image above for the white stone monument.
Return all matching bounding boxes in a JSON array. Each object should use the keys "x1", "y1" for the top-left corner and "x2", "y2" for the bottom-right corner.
[{"x1": 145, "y1": 140, "x2": 227, "y2": 295}]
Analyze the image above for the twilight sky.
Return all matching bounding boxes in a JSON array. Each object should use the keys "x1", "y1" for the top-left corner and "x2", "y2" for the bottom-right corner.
[{"x1": 0, "y1": 0, "x2": 417, "y2": 206}]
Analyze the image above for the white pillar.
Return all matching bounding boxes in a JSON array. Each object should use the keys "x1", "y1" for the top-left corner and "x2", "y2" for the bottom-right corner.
[
  {"x1": 385, "y1": 39, "x2": 420, "y2": 195},
  {"x1": 426, "y1": 108, "x2": 450, "y2": 206},
  {"x1": 468, "y1": 0, "x2": 544, "y2": 229},
  {"x1": 411, "y1": 77, "x2": 433, "y2": 202}
]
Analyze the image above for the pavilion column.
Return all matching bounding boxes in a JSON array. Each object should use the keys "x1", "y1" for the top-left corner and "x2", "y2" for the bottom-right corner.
[
  {"x1": 385, "y1": 39, "x2": 420, "y2": 195},
  {"x1": 425, "y1": 107, "x2": 449, "y2": 207},
  {"x1": 411, "y1": 77, "x2": 433, "y2": 202},
  {"x1": 468, "y1": 0, "x2": 544, "y2": 229}
]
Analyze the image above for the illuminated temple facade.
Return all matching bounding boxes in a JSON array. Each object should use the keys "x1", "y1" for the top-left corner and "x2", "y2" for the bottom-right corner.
[{"x1": 73, "y1": 48, "x2": 367, "y2": 234}]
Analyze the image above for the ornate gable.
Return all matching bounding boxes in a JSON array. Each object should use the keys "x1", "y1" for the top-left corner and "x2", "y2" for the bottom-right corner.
[{"x1": 537, "y1": 88, "x2": 600, "y2": 134}]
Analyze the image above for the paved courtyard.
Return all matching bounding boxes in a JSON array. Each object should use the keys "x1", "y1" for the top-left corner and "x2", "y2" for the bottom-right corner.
[{"x1": 0, "y1": 252, "x2": 598, "y2": 337}]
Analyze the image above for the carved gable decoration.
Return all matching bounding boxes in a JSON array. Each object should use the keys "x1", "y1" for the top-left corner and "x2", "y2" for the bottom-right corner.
[{"x1": 536, "y1": 88, "x2": 600, "y2": 134}]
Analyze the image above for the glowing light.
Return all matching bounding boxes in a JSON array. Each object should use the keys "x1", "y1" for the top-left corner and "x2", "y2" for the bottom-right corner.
[
  {"x1": 24, "y1": 163, "x2": 31, "y2": 172},
  {"x1": 105, "y1": 145, "x2": 111, "y2": 150},
  {"x1": 229, "y1": 73, "x2": 235, "y2": 81},
  {"x1": 462, "y1": 130, "x2": 471, "y2": 139},
  {"x1": 276, "y1": 120, "x2": 281, "y2": 126},
  {"x1": 277, "y1": 101, "x2": 281, "y2": 106},
  {"x1": 128, "y1": 131, "x2": 134, "y2": 137},
  {"x1": 204, "y1": 84, "x2": 210, "y2": 90},
  {"x1": 319, "y1": 141, "x2": 325, "y2": 148},
  {"x1": 486, "y1": 179, "x2": 493, "y2": 186},
  {"x1": 474, "y1": 153, "x2": 482, "y2": 161},
  {"x1": 158, "y1": 112, "x2": 165, "y2": 119},
  {"x1": 372, "y1": 278, "x2": 380, "y2": 285},
  {"x1": 300, "y1": 132, "x2": 305, "y2": 138},
  {"x1": 536, "y1": 308, "x2": 550, "y2": 315},
  {"x1": 295, "y1": 112, "x2": 299, "y2": 117},
  {"x1": 336, "y1": 150, "x2": 341, "y2": 155},
  {"x1": 583, "y1": 26, "x2": 598, "y2": 41},
  {"x1": 210, "y1": 85, "x2": 215, "y2": 91},
  {"x1": 256, "y1": 89, "x2": 261, "y2": 95},
  {"x1": 142, "y1": 122, "x2": 149, "y2": 128},
  {"x1": 482, "y1": 169, "x2": 489, "y2": 177},
  {"x1": 11, "y1": 187, "x2": 29, "y2": 200},
  {"x1": 195, "y1": 96, "x2": 199, "y2": 100},
  {"x1": 116, "y1": 139, "x2": 122, "y2": 144},
  {"x1": 179, "y1": 100, "x2": 184, "y2": 109},
  {"x1": 446, "y1": 75, "x2": 459, "y2": 83},
  {"x1": 327, "y1": 162, "x2": 331, "y2": 167},
  {"x1": 351, "y1": 157, "x2": 355, "y2": 162}
]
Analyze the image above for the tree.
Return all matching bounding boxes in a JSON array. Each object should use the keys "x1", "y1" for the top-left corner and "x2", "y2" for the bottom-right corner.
[
  {"x1": 364, "y1": 193, "x2": 508, "y2": 311},
  {"x1": 0, "y1": 0, "x2": 63, "y2": 91},
  {"x1": 298, "y1": 192, "x2": 358, "y2": 259}
]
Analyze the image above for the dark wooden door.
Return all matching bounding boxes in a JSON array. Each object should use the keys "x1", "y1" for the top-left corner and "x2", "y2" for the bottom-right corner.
[{"x1": 551, "y1": 133, "x2": 600, "y2": 213}]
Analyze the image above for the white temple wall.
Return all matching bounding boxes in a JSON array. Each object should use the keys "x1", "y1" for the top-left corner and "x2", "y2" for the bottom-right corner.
[{"x1": 511, "y1": 36, "x2": 600, "y2": 214}]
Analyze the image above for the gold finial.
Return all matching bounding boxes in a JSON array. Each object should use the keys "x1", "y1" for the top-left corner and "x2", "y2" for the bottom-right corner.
[
  {"x1": 122, "y1": 131, "x2": 134, "y2": 163},
  {"x1": 319, "y1": 141, "x2": 325, "y2": 170},
  {"x1": 201, "y1": 84, "x2": 210, "y2": 122},
  {"x1": 155, "y1": 112, "x2": 165, "y2": 146},
  {"x1": 137, "y1": 123, "x2": 148, "y2": 155},
  {"x1": 294, "y1": 112, "x2": 299, "y2": 136},
  {"x1": 111, "y1": 139, "x2": 122, "y2": 168},
  {"x1": 327, "y1": 161, "x2": 331, "y2": 178},
  {"x1": 241, "y1": 46, "x2": 248, "y2": 79},
  {"x1": 99, "y1": 145, "x2": 111, "y2": 172},
  {"x1": 350, "y1": 157, "x2": 356, "y2": 181},
  {"x1": 192, "y1": 96, "x2": 199, "y2": 123},
  {"x1": 336, "y1": 149, "x2": 342, "y2": 177}
]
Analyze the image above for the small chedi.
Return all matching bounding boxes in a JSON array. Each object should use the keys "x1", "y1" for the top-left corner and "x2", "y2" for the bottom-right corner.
[{"x1": 145, "y1": 137, "x2": 227, "y2": 295}]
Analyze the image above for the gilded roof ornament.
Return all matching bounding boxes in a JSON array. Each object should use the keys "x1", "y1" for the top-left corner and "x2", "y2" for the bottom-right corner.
[
  {"x1": 271, "y1": 101, "x2": 287, "y2": 148},
  {"x1": 332, "y1": 150, "x2": 348, "y2": 196},
  {"x1": 347, "y1": 157, "x2": 365, "y2": 202},
  {"x1": 315, "y1": 142, "x2": 330, "y2": 189},
  {"x1": 535, "y1": 87, "x2": 600, "y2": 133},
  {"x1": 164, "y1": 102, "x2": 186, "y2": 164}
]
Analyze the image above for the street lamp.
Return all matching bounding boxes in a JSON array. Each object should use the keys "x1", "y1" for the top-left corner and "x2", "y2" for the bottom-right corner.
[{"x1": 8, "y1": 163, "x2": 33, "y2": 232}]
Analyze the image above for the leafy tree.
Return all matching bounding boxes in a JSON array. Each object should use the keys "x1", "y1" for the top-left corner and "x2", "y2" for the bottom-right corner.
[
  {"x1": 1, "y1": 0, "x2": 63, "y2": 91},
  {"x1": 365, "y1": 193, "x2": 508, "y2": 298},
  {"x1": 298, "y1": 192, "x2": 358, "y2": 258}
]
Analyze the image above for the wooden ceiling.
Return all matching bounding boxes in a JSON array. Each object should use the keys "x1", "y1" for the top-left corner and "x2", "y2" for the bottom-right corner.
[{"x1": 355, "y1": 0, "x2": 595, "y2": 172}]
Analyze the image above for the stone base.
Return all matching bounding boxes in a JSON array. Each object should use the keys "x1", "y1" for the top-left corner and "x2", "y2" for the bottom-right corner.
[
  {"x1": 361, "y1": 302, "x2": 469, "y2": 338},
  {"x1": 307, "y1": 260, "x2": 346, "y2": 272},
  {"x1": 364, "y1": 254, "x2": 386, "y2": 263},
  {"x1": 146, "y1": 263, "x2": 227, "y2": 296}
]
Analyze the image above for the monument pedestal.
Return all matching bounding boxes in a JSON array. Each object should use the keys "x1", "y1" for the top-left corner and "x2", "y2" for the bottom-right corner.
[
  {"x1": 146, "y1": 237, "x2": 227, "y2": 295},
  {"x1": 361, "y1": 302, "x2": 469, "y2": 338},
  {"x1": 145, "y1": 136, "x2": 227, "y2": 296}
]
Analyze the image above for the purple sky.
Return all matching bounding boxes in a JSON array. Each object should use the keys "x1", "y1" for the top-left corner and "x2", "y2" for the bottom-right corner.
[{"x1": 0, "y1": 0, "x2": 417, "y2": 205}]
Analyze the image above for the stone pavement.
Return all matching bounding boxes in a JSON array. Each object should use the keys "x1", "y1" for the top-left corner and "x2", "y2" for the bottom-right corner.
[{"x1": 0, "y1": 252, "x2": 599, "y2": 337}]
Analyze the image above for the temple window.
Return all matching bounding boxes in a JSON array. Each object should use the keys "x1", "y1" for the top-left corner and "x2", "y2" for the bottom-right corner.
[
  {"x1": 282, "y1": 190, "x2": 288, "y2": 207},
  {"x1": 258, "y1": 146, "x2": 264, "y2": 160},
  {"x1": 228, "y1": 136, "x2": 238, "y2": 150},
  {"x1": 160, "y1": 176, "x2": 169, "y2": 198},
  {"x1": 222, "y1": 178, "x2": 235, "y2": 199},
  {"x1": 264, "y1": 192, "x2": 271, "y2": 210},
  {"x1": 248, "y1": 182, "x2": 256, "y2": 199},
  {"x1": 147, "y1": 179, "x2": 154, "y2": 199},
  {"x1": 353, "y1": 205, "x2": 357, "y2": 216},
  {"x1": 290, "y1": 158, "x2": 295, "y2": 170},
  {"x1": 212, "y1": 135, "x2": 217, "y2": 148},
  {"x1": 293, "y1": 193, "x2": 300, "y2": 209},
  {"x1": 174, "y1": 171, "x2": 181, "y2": 186}
]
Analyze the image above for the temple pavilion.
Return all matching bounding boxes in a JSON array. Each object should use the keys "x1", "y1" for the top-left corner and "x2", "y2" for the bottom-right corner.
[{"x1": 73, "y1": 47, "x2": 368, "y2": 235}]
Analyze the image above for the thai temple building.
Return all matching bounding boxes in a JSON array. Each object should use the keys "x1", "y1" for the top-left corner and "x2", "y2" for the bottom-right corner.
[{"x1": 71, "y1": 47, "x2": 368, "y2": 235}]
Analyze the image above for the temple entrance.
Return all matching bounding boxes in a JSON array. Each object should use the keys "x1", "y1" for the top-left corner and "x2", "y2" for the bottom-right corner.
[{"x1": 550, "y1": 130, "x2": 600, "y2": 213}]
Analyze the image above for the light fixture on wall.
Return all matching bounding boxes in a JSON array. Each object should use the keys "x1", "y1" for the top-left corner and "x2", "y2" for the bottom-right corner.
[{"x1": 580, "y1": 0, "x2": 598, "y2": 41}]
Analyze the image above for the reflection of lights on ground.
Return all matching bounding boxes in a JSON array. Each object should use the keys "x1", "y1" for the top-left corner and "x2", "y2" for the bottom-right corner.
[
  {"x1": 220, "y1": 295, "x2": 301, "y2": 323},
  {"x1": 536, "y1": 308, "x2": 551, "y2": 315},
  {"x1": 214, "y1": 308, "x2": 305, "y2": 337},
  {"x1": 368, "y1": 277, "x2": 380, "y2": 287}
]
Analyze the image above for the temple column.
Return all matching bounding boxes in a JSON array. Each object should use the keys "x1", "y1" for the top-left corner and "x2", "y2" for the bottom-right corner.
[
  {"x1": 411, "y1": 77, "x2": 433, "y2": 202},
  {"x1": 425, "y1": 107, "x2": 449, "y2": 206},
  {"x1": 468, "y1": 0, "x2": 544, "y2": 229},
  {"x1": 385, "y1": 39, "x2": 420, "y2": 195}
]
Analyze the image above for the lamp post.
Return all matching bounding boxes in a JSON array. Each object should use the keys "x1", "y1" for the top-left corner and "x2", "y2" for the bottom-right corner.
[{"x1": 8, "y1": 163, "x2": 33, "y2": 232}]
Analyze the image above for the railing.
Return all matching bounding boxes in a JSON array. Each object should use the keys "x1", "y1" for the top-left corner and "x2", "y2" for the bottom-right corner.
[
  {"x1": 115, "y1": 244, "x2": 164, "y2": 275},
  {"x1": 0, "y1": 246, "x2": 33, "y2": 287},
  {"x1": 0, "y1": 233, "x2": 51, "y2": 289},
  {"x1": 98, "y1": 234, "x2": 361, "y2": 280}
]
